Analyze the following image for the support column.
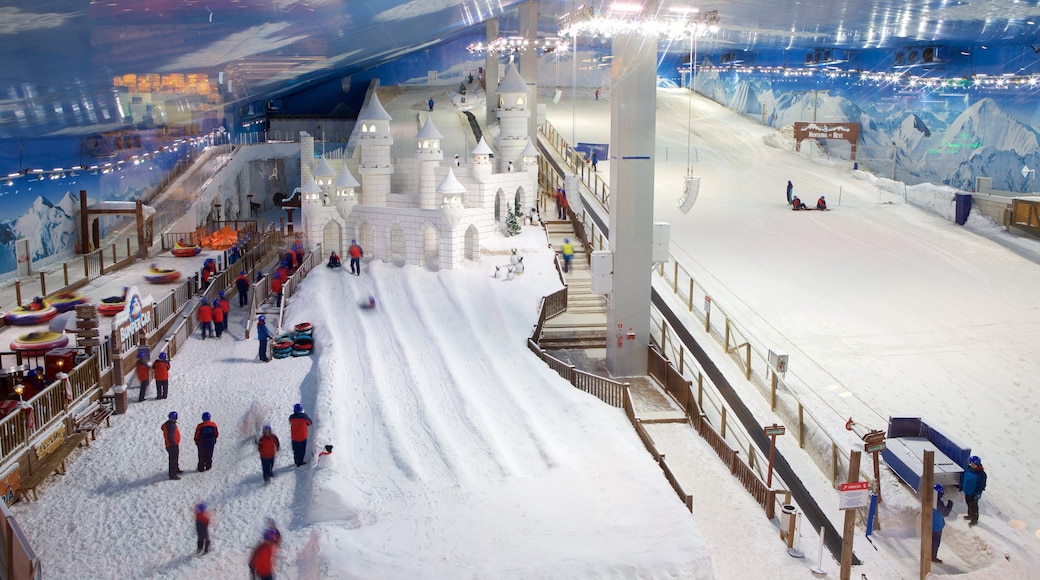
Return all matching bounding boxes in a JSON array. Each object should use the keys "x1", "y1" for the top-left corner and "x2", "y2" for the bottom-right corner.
[
  {"x1": 485, "y1": 19, "x2": 500, "y2": 126},
  {"x1": 518, "y1": 1, "x2": 539, "y2": 139},
  {"x1": 605, "y1": 6, "x2": 658, "y2": 378}
]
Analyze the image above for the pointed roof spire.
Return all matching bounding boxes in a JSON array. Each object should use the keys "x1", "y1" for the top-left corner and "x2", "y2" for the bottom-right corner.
[
  {"x1": 417, "y1": 116, "x2": 444, "y2": 140},
  {"x1": 436, "y1": 168, "x2": 467, "y2": 195},
  {"x1": 520, "y1": 139, "x2": 540, "y2": 157},
  {"x1": 472, "y1": 136, "x2": 494, "y2": 156},
  {"x1": 301, "y1": 176, "x2": 322, "y2": 195},
  {"x1": 496, "y1": 63, "x2": 529, "y2": 95},
  {"x1": 313, "y1": 156, "x2": 336, "y2": 177},
  {"x1": 359, "y1": 93, "x2": 392, "y2": 121},
  {"x1": 334, "y1": 166, "x2": 360, "y2": 188}
]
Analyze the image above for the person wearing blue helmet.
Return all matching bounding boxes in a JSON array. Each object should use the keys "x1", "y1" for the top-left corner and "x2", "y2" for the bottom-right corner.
[
  {"x1": 256, "y1": 315, "x2": 271, "y2": 362},
  {"x1": 962, "y1": 455, "x2": 987, "y2": 526},
  {"x1": 561, "y1": 238, "x2": 574, "y2": 273},
  {"x1": 194, "y1": 502, "x2": 211, "y2": 555},
  {"x1": 153, "y1": 352, "x2": 171, "y2": 399},
  {"x1": 236, "y1": 270, "x2": 250, "y2": 307},
  {"x1": 194, "y1": 411, "x2": 220, "y2": 472},
  {"x1": 211, "y1": 297, "x2": 225, "y2": 338},
  {"x1": 931, "y1": 483, "x2": 953, "y2": 563},
  {"x1": 162, "y1": 412, "x2": 182, "y2": 480},
  {"x1": 288, "y1": 403, "x2": 313, "y2": 467}
]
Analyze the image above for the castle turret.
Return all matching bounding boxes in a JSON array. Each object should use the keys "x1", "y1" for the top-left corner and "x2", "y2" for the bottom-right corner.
[
  {"x1": 519, "y1": 138, "x2": 540, "y2": 173},
  {"x1": 301, "y1": 176, "x2": 323, "y2": 244},
  {"x1": 438, "y1": 168, "x2": 467, "y2": 230},
  {"x1": 358, "y1": 93, "x2": 393, "y2": 206},
  {"x1": 417, "y1": 116, "x2": 445, "y2": 209},
  {"x1": 312, "y1": 156, "x2": 336, "y2": 206},
  {"x1": 334, "y1": 164, "x2": 359, "y2": 221},
  {"x1": 472, "y1": 136, "x2": 494, "y2": 184},
  {"x1": 494, "y1": 64, "x2": 531, "y2": 173}
]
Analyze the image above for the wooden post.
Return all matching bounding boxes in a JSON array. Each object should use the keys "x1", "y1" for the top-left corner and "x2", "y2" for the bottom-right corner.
[
  {"x1": 770, "y1": 370, "x2": 779, "y2": 410},
  {"x1": 83, "y1": 254, "x2": 89, "y2": 278},
  {"x1": 764, "y1": 424, "x2": 786, "y2": 488},
  {"x1": 79, "y1": 190, "x2": 89, "y2": 255},
  {"x1": 840, "y1": 450, "x2": 862, "y2": 580},
  {"x1": 920, "y1": 451, "x2": 935, "y2": 580},
  {"x1": 63, "y1": 262, "x2": 69, "y2": 286},
  {"x1": 39, "y1": 272, "x2": 46, "y2": 297},
  {"x1": 14, "y1": 281, "x2": 22, "y2": 306},
  {"x1": 136, "y1": 200, "x2": 147, "y2": 257}
]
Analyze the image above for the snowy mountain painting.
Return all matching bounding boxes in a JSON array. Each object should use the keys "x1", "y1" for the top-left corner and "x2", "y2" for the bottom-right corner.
[{"x1": 0, "y1": 192, "x2": 78, "y2": 274}]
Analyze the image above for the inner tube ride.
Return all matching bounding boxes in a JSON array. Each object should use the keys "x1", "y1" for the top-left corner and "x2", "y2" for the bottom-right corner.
[
  {"x1": 49, "y1": 292, "x2": 89, "y2": 312},
  {"x1": 10, "y1": 331, "x2": 69, "y2": 355},
  {"x1": 171, "y1": 242, "x2": 202, "y2": 257},
  {"x1": 5, "y1": 303, "x2": 59, "y2": 326},
  {"x1": 291, "y1": 336, "x2": 313, "y2": 357},
  {"x1": 97, "y1": 296, "x2": 126, "y2": 316},
  {"x1": 293, "y1": 322, "x2": 313, "y2": 337},
  {"x1": 144, "y1": 266, "x2": 182, "y2": 284}
]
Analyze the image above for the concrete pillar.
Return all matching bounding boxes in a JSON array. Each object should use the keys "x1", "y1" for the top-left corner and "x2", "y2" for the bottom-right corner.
[
  {"x1": 518, "y1": 1, "x2": 539, "y2": 140},
  {"x1": 605, "y1": 5, "x2": 658, "y2": 378},
  {"x1": 485, "y1": 19, "x2": 500, "y2": 126}
]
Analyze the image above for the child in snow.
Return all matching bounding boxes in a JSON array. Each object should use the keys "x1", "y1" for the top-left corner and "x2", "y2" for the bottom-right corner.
[{"x1": 195, "y1": 503, "x2": 211, "y2": 555}]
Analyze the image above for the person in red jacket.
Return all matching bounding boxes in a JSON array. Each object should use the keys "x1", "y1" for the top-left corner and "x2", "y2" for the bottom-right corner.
[
  {"x1": 194, "y1": 502, "x2": 211, "y2": 555},
  {"x1": 270, "y1": 272, "x2": 284, "y2": 307},
  {"x1": 211, "y1": 298, "x2": 225, "y2": 338},
  {"x1": 257, "y1": 425, "x2": 280, "y2": 485},
  {"x1": 162, "y1": 412, "x2": 182, "y2": 480},
  {"x1": 198, "y1": 299, "x2": 213, "y2": 339},
  {"x1": 348, "y1": 239, "x2": 363, "y2": 276},
  {"x1": 194, "y1": 411, "x2": 219, "y2": 472},
  {"x1": 288, "y1": 404, "x2": 313, "y2": 467},
  {"x1": 236, "y1": 271, "x2": 250, "y2": 307},
  {"x1": 135, "y1": 357, "x2": 151, "y2": 402},
  {"x1": 153, "y1": 352, "x2": 171, "y2": 399},
  {"x1": 249, "y1": 528, "x2": 279, "y2": 580},
  {"x1": 217, "y1": 291, "x2": 230, "y2": 317}
]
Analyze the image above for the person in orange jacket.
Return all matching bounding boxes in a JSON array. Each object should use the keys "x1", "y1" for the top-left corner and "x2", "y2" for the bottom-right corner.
[
  {"x1": 135, "y1": 357, "x2": 151, "y2": 402},
  {"x1": 257, "y1": 425, "x2": 280, "y2": 485},
  {"x1": 217, "y1": 291, "x2": 230, "y2": 317},
  {"x1": 153, "y1": 352, "x2": 171, "y2": 399},
  {"x1": 288, "y1": 404, "x2": 313, "y2": 467},
  {"x1": 194, "y1": 502, "x2": 211, "y2": 555},
  {"x1": 348, "y1": 239, "x2": 363, "y2": 276},
  {"x1": 211, "y1": 298, "x2": 225, "y2": 338},
  {"x1": 198, "y1": 299, "x2": 213, "y2": 339},
  {"x1": 270, "y1": 272, "x2": 284, "y2": 307},
  {"x1": 162, "y1": 412, "x2": 182, "y2": 480},
  {"x1": 248, "y1": 528, "x2": 279, "y2": 580}
]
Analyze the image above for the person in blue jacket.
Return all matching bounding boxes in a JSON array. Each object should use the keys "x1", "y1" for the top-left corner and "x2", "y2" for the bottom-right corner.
[
  {"x1": 194, "y1": 412, "x2": 219, "y2": 472},
  {"x1": 931, "y1": 484, "x2": 953, "y2": 563},
  {"x1": 961, "y1": 455, "x2": 987, "y2": 526},
  {"x1": 256, "y1": 315, "x2": 271, "y2": 362}
]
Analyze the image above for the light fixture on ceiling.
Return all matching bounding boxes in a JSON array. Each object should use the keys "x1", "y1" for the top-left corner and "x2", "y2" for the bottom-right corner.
[
  {"x1": 560, "y1": 5, "x2": 720, "y2": 41},
  {"x1": 467, "y1": 36, "x2": 568, "y2": 55}
]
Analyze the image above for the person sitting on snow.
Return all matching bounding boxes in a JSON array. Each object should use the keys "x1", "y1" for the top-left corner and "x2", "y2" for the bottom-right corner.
[
  {"x1": 327, "y1": 252, "x2": 341, "y2": 268},
  {"x1": 816, "y1": 195, "x2": 827, "y2": 210},
  {"x1": 791, "y1": 196, "x2": 808, "y2": 210}
]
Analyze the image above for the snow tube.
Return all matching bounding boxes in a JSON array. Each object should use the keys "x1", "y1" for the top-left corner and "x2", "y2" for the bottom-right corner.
[
  {"x1": 292, "y1": 337, "x2": 313, "y2": 350},
  {"x1": 273, "y1": 350, "x2": 292, "y2": 359},
  {"x1": 97, "y1": 296, "x2": 125, "y2": 317},
  {"x1": 272, "y1": 339, "x2": 293, "y2": 352},
  {"x1": 10, "y1": 331, "x2": 69, "y2": 355},
  {"x1": 144, "y1": 266, "x2": 182, "y2": 284},
  {"x1": 293, "y1": 322, "x2": 313, "y2": 335},
  {"x1": 291, "y1": 348, "x2": 312, "y2": 357},
  {"x1": 50, "y1": 292, "x2": 89, "y2": 313},
  {"x1": 171, "y1": 243, "x2": 202, "y2": 257},
  {"x1": 4, "y1": 303, "x2": 59, "y2": 326}
]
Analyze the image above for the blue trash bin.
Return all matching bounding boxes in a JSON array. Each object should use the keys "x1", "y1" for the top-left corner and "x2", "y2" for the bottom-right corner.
[{"x1": 954, "y1": 193, "x2": 972, "y2": 225}]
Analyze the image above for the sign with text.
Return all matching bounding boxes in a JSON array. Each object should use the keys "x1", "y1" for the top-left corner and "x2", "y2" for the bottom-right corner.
[
  {"x1": 839, "y1": 481, "x2": 871, "y2": 510},
  {"x1": 764, "y1": 425, "x2": 786, "y2": 437},
  {"x1": 793, "y1": 122, "x2": 861, "y2": 159}
]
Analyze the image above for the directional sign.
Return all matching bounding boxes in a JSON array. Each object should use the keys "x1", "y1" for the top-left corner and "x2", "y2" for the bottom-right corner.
[{"x1": 764, "y1": 425, "x2": 786, "y2": 437}]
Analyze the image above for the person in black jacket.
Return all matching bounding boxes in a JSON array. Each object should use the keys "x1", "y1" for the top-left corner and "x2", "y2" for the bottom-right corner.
[{"x1": 194, "y1": 412, "x2": 220, "y2": 472}]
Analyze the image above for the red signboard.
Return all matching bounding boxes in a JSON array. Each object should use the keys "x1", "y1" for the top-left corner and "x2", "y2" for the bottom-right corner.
[{"x1": 839, "y1": 481, "x2": 870, "y2": 492}]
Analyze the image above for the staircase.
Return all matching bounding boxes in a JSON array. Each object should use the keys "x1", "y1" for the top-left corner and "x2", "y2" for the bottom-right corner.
[{"x1": 539, "y1": 219, "x2": 608, "y2": 350}]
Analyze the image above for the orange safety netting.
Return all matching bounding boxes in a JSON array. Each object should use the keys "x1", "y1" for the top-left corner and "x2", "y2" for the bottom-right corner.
[{"x1": 201, "y1": 226, "x2": 239, "y2": 250}]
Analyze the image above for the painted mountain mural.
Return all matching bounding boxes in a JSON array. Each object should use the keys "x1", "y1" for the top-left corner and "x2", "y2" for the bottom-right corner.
[{"x1": 0, "y1": 192, "x2": 78, "y2": 274}]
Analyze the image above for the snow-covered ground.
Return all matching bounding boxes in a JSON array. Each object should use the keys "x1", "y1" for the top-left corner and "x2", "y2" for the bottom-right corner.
[{"x1": 11, "y1": 84, "x2": 1040, "y2": 579}]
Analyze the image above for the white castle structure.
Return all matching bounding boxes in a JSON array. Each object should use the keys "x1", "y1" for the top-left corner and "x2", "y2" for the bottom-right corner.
[{"x1": 299, "y1": 64, "x2": 540, "y2": 269}]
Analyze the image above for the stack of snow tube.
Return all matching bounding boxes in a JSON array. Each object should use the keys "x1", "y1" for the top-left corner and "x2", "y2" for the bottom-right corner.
[
  {"x1": 272, "y1": 333, "x2": 294, "y2": 359},
  {"x1": 292, "y1": 322, "x2": 313, "y2": 357}
]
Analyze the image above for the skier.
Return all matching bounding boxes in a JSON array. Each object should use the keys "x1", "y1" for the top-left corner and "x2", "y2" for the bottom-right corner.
[
  {"x1": 786, "y1": 180, "x2": 794, "y2": 204},
  {"x1": 211, "y1": 298, "x2": 225, "y2": 338},
  {"x1": 256, "y1": 315, "x2": 271, "y2": 362},
  {"x1": 289, "y1": 404, "x2": 313, "y2": 467},
  {"x1": 194, "y1": 412, "x2": 219, "y2": 472},
  {"x1": 195, "y1": 502, "x2": 211, "y2": 555},
  {"x1": 816, "y1": 195, "x2": 827, "y2": 210},
  {"x1": 348, "y1": 239, "x2": 363, "y2": 276},
  {"x1": 962, "y1": 455, "x2": 987, "y2": 526},
  {"x1": 198, "y1": 299, "x2": 213, "y2": 339},
  {"x1": 135, "y1": 357, "x2": 151, "y2": 402},
  {"x1": 257, "y1": 425, "x2": 280, "y2": 485},
  {"x1": 248, "y1": 528, "x2": 279, "y2": 580},
  {"x1": 162, "y1": 412, "x2": 182, "y2": 480},
  {"x1": 153, "y1": 352, "x2": 171, "y2": 399},
  {"x1": 561, "y1": 238, "x2": 574, "y2": 273},
  {"x1": 931, "y1": 484, "x2": 953, "y2": 563},
  {"x1": 236, "y1": 271, "x2": 250, "y2": 307}
]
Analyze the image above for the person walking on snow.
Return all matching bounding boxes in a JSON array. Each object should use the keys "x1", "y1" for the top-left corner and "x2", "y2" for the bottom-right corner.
[
  {"x1": 217, "y1": 291, "x2": 230, "y2": 318},
  {"x1": 194, "y1": 412, "x2": 219, "y2": 472},
  {"x1": 561, "y1": 238, "x2": 574, "y2": 273},
  {"x1": 348, "y1": 239, "x2": 363, "y2": 276},
  {"x1": 198, "y1": 299, "x2": 213, "y2": 339},
  {"x1": 153, "y1": 352, "x2": 171, "y2": 399},
  {"x1": 194, "y1": 503, "x2": 211, "y2": 555},
  {"x1": 236, "y1": 271, "x2": 250, "y2": 307},
  {"x1": 136, "y1": 357, "x2": 151, "y2": 402},
  {"x1": 289, "y1": 404, "x2": 313, "y2": 467},
  {"x1": 257, "y1": 425, "x2": 280, "y2": 485},
  {"x1": 962, "y1": 455, "x2": 987, "y2": 526},
  {"x1": 591, "y1": 151, "x2": 598, "y2": 172},
  {"x1": 162, "y1": 412, "x2": 182, "y2": 480},
  {"x1": 786, "y1": 180, "x2": 793, "y2": 204},
  {"x1": 270, "y1": 271, "x2": 284, "y2": 306},
  {"x1": 428, "y1": 97, "x2": 435, "y2": 111},
  {"x1": 256, "y1": 316, "x2": 271, "y2": 362},
  {"x1": 211, "y1": 298, "x2": 225, "y2": 338},
  {"x1": 931, "y1": 484, "x2": 954, "y2": 563},
  {"x1": 248, "y1": 528, "x2": 279, "y2": 580}
]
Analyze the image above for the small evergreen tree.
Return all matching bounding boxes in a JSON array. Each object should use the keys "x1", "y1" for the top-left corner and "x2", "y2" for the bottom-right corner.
[
  {"x1": 514, "y1": 197, "x2": 522, "y2": 219},
  {"x1": 459, "y1": 82, "x2": 467, "y2": 95},
  {"x1": 505, "y1": 207, "x2": 522, "y2": 236}
]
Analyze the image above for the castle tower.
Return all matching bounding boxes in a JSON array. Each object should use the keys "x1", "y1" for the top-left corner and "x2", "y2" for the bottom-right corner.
[
  {"x1": 417, "y1": 116, "x2": 445, "y2": 210},
  {"x1": 519, "y1": 138, "x2": 540, "y2": 173},
  {"x1": 300, "y1": 176, "x2": 323, "y2": 245},
  {"x1": 334, "y1": 164, "x2": 359, "y2": 221},
  {"x1": 494, "y1": 63, "x2": 530, "y2": 173},
  {"x1": 357, "y1": 93, "x2": 394, "y2": 207},
  {"x1": 300, "y1": 132, "x2": 316, "y2": 185},
  {"x1": 472, "y1": 136, "x2": 494, "y2": 185},
  {"x1": 312, "y1": 156, "x2": 336, "y2": 207}
]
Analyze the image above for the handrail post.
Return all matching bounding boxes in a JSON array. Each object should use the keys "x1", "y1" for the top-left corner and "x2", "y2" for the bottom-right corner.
[{"x1": 39, "y1": 272, "x2": 47, "y2": 297}]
